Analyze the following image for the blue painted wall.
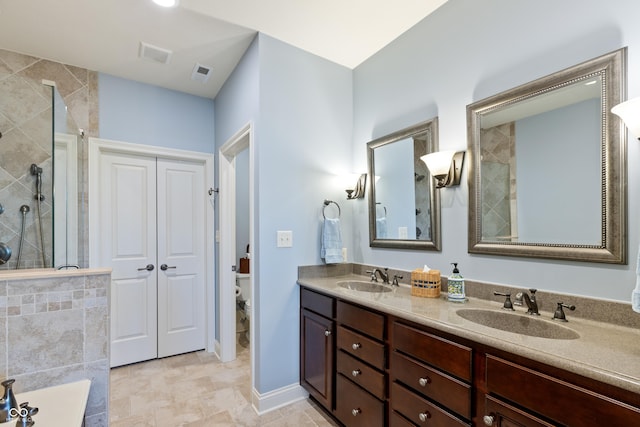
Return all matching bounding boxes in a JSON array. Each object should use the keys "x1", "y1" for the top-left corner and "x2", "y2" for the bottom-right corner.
[
  {"x1": 214, "y1": 34, "x2": 353, "y2": 394},
  {"x1": 353, "y1": 0, "x2": 640, "y2": 301},
  {"x1": 98, "y1": 73, "x2": 215, "y2": 153}
]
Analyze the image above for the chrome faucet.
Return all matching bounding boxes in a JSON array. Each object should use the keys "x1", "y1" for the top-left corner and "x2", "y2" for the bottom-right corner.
[
  {"x1": 0, "y1": 379, "x2": 18, "y2": 422},
  {"x1": 516, "y1": 289, "x2": 540, "y2": 315},
  {"x1": 366, "y1": 267, "x2": 390, "y2": 284}
]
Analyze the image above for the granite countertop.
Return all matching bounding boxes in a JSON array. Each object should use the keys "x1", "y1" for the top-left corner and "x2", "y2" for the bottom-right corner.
[{"x1": 298, "y1": 273, "x2": 640, "y2": 395}]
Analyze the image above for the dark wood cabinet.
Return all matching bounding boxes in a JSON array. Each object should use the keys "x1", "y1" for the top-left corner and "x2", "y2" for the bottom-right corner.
[
  {"x1": 482, "y1": 355, "x2": 640, "y2": 427},
  {"x1": 300, "y1": 289, "x2": 335, "y2": 410},
  {"x1": 300, "y1": 286, "x2": 640, "y2": 426}
]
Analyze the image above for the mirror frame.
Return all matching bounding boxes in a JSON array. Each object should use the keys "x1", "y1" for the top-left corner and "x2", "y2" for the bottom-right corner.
[
  {"x1": 367, "y1": 117, "x2": 441, "y2": 250},
  {"x1": 467, "y1": 47, "x2": 627, "y2": 264}
]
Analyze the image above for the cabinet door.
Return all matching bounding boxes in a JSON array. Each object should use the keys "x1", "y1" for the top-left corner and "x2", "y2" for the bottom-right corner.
[
  {"x1": 301, "y1": 308, "x2": 334, "y2": 409},
  {"x1": 483, "y1": 395, "x2": 555, "y2": 427}
]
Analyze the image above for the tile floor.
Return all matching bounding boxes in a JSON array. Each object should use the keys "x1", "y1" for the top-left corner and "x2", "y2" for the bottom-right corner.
[{"x1": 109, "y1": 331, "x2": 339, "y2": 426}]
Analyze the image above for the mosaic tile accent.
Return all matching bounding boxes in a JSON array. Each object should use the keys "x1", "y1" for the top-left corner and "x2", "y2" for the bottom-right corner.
[{"x1": 0, "y1": 270, "x2": 110, "y2": 426}]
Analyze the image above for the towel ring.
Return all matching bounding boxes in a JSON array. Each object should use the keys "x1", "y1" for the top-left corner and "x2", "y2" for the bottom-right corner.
[{"x1": 323, "y1": 199, "x2": 341, "y2": 219}]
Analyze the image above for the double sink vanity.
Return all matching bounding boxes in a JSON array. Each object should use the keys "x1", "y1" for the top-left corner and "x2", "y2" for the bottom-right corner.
[{"x1": 298, "y1": 264, "x2": 640, "y2": 427}]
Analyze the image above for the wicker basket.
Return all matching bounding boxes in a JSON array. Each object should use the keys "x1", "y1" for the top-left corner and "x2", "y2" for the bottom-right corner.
[{"x1": 411, "y1": 269, "x2": 441, "y2": 298}]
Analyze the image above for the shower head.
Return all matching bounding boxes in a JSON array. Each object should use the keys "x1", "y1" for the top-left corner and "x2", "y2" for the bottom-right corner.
[{"x1": 30, "y1": 163, "x2": 42, "y2": 176}]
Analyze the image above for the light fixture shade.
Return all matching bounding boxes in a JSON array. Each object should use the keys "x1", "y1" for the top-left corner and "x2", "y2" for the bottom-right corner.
[
  {"x1": 420, "y1": 151, "x2": 455, "y2": 177},
  {"x1": 152, "y1": 0, "x2": 179, "y2": 7},
  {"x1": 612, "y1": 97, "x2": 640, "y2": 140}
]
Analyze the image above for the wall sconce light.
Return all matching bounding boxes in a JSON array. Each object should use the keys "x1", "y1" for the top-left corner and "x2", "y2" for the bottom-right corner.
[
  {"x1": 420, "y1": 150, "x2": 466, "y2": 188},
  {"x1": 612, "y1": 97, "x2": 640, "y2": 140},
  {"x1": 346, "y1": 174, "x2": 367, "y2": 199}
]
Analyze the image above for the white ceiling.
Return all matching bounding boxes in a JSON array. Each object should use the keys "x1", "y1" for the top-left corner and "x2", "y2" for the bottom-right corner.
[{"x1": 0, "y1": 0, "x2": 448, "y2": 99}]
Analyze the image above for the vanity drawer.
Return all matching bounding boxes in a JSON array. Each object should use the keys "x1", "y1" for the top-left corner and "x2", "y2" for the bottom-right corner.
[
  {"x1": 486, "y1": 355, "x2": 640, "y2": 427},
  {"x1": 389, "y1": 410, "x2": 416, "y2": 427},
  {"x1": 391, "y1": 351, "x2": 471, "y2": 419},
  {"x1": 393, "y1": 322, "x2": 472, "y2": 381},
  {"x1": 391, "y1": 382, "x2": 470, "y2": 427},
  {"x1": 337, "y1": 350, "x2": 386, "y2": 400},
  {"x1": 337, "y1": 325, "x2": 385, "y2": 368},
  {"x1": 337, "y1": 300, "x2": 385, "y2": 340},
  {"x1": 335, "y1": 374, "x2": 384, "y2": 427},
  {"x1": 301, "y1": 288, "x2": 334, "y2": 319}
]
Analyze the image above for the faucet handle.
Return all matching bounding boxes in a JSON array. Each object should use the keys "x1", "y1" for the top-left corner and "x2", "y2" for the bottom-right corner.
[
  {"x1": 552, "y1": 302, "x2": 576, "y2": 322},
  {"x1": 392, "y1": 275, "x2": 403, "y2": 287},
  {"x1": 493, "y1": 291, "x2": 514, "y2": 311},
  {"x1": 365, "y1": 270, "x2": 378, "y2": 282}
]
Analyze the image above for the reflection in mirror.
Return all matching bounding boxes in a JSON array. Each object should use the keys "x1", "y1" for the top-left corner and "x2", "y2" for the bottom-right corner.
[
  {"x1": 468, "y1": 48, "x2": 627, "y2": 263},
  {"x1": 367, "y1": 118, "x2": 441, "y2": 250}
]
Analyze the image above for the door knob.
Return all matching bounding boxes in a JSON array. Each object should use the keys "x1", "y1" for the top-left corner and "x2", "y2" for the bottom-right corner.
[
  {"x1": 483, "y1": 415, "x2": 495, "y2": 426},
  {"x1": 137, "y1": 264, "x2": 154, "y2": 271},
  {"x1": 160, "y1": 264, "x2": 176, "y2": 271}
]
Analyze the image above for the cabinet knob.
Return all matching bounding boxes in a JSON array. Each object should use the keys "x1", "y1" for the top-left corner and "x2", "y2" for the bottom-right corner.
[
  {"x1": 483, "y1": 415, "x2": 495, "y2": 426},
  {"x1": 352, "y1": 343, "x2": 361, "y2": 350},
  {"x1": 418, "y1": 411, "x2": 431, "y2": 422},
  {"x1": 351, "y1": 408, "x2": 361, "y2": 417},
  {"x1": 351, "y1": 369, "x2": 361, "y2": 377},
  {"x1": 418, "y1": 377, "x2": 431, "y2": 387},
  {"x1": 324, "y1": 329, "x2": 331, "y2": 337}
]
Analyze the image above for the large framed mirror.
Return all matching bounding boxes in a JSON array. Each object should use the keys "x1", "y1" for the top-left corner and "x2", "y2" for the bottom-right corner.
[
  {"x1": 367, "y1": 118, "x2": 441, "y2": 250},
  {"x1": 467, "y1": 47, "x2": 627, "y2": 264}
]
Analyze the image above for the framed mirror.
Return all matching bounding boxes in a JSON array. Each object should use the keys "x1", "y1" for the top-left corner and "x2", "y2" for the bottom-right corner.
[
  {"x1": 367, "y1": 118, "x2": 441, "y2": 250},
  {"x1": 467, "y1": 47, "x2": 627, "y2": 264}
]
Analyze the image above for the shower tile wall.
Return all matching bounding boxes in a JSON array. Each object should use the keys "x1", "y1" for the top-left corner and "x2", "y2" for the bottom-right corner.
[
  {"x1": 0, "y1": 269, "x2": 111, "y2": 427},
  {"x1": 0, "y1": 49, "x2": 98, "y2": 269}
]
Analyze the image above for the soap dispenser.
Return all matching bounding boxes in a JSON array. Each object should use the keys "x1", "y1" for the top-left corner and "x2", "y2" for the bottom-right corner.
[{"x1": 447, "y1": 263, "x2": 466, "y2": 302}]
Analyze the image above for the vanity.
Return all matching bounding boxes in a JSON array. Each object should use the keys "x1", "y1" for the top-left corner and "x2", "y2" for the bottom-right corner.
[{"x1": 298, "y1": 265, "x2": 640, "y2": 427}]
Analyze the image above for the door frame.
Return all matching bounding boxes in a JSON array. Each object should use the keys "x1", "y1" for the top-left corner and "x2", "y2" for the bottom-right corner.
[
  {"x1": 218, "y1": 122, "x2": 254, "y2": 364},
  {"x1": 88, "y1": 137, "x2": 216, "y2": 352}
]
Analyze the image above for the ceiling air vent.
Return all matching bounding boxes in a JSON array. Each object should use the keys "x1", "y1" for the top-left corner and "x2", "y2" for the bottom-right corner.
[
  {"x1": 139, "y1": 41, "x2": 172, "y2": 65},
  {"x1": 191, "y1": 63, "x2": 212, "y2": 83}
]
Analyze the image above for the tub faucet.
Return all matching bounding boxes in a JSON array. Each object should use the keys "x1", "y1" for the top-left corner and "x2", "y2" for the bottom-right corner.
[
  {"x1": 366, "y1": 268, "x2": 389, "y2": 284},
  {"x1": 0, "y1": 379, "x2": 18, "y2": 422},
  {"x1": 516, "y1": 289, "x2": 540, "y2": 315}
]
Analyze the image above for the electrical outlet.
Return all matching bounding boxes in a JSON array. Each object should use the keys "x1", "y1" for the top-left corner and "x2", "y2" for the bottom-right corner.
[{"x1": 277, "y1": 230, "x2": 293, "y2": 247}]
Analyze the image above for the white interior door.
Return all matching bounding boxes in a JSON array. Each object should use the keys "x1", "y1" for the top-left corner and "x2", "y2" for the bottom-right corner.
[
  {"x1": 157, "y1": 159, "x2": 206, "y2": 357},
  {"x1": 101, "y1": 152, "x2": 158, "y2": 368}
]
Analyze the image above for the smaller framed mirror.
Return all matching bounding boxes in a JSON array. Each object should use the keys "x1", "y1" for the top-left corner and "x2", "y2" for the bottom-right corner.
[
  {"x1": 367, "y1": 118, "x2": 441, "y2": 250},
  {"x1": 467, "y1": 48, "x2": 627, "y2": 264}
]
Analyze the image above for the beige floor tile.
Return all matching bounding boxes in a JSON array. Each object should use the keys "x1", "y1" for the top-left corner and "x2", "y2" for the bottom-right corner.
[{"x1": 109, "y1": 337, "x2": 335, "y2": 426}]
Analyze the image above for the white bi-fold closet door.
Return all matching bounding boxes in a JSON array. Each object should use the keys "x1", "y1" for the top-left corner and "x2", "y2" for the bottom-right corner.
[{"x1": 98, "y1": 151, "x2": 206, "y2": 367}]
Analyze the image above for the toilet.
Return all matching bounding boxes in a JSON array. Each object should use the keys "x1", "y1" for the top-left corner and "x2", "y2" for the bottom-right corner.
[{"x1": 236, "y1": 273, "x2": 251, "y2": 332}]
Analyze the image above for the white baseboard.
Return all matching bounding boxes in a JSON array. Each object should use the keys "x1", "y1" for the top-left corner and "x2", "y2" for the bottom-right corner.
[{"x1": 251, "y1": 383, "x2": 309, "y2": 415}]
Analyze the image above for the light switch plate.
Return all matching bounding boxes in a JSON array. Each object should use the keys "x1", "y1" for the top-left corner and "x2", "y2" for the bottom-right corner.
[{"x1": 277, "y1": 230, "x2": 293, "y2": 247}]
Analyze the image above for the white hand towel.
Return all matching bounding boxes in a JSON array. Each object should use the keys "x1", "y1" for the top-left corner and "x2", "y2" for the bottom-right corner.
[
  {"x1": 633, "y1": 244, "x2": 640, "y2": 313},
  {"x1": 321, "y1": 218, "x2": 343, "y2": 264},
  {"x1": 376, "y1": 217, "x2": 387, "y2": 239}
]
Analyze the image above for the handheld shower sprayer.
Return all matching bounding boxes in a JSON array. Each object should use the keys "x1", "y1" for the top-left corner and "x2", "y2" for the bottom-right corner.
[{"x1": 30, "y1": 164, "x2": 44, "y2": 201}]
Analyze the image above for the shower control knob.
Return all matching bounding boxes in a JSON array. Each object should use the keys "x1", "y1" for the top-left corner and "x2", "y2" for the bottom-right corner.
[
  {"x1": 137, "y1": 264, "x2": 154, "y2": 271},
  {"x1": 160, "y1": 264, "x2": 176, "y2": 271}
]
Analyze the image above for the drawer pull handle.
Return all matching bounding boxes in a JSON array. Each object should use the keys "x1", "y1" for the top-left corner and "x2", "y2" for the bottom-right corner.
[
  {"x1": 351, "y1": 408, "x2": 361, "y2": 417},
  {"x1": 483, "y1": 415, "x2": 495, "y2": 426},
  {"x1": 351, "y1": 369, "x2": 361, "y2": 377},
  {"x1": 418, "y1": 377, "x2": 431, "y2": 387},
  {"x1": 324, "y1": 329, "x2": 331, "y2": 337},
  {"x1": 418, "y1": 411, "x2": 431, "y2": 422},
  {"x1": 352, "y1": 343, "x2": 361, "y2": 350}
]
